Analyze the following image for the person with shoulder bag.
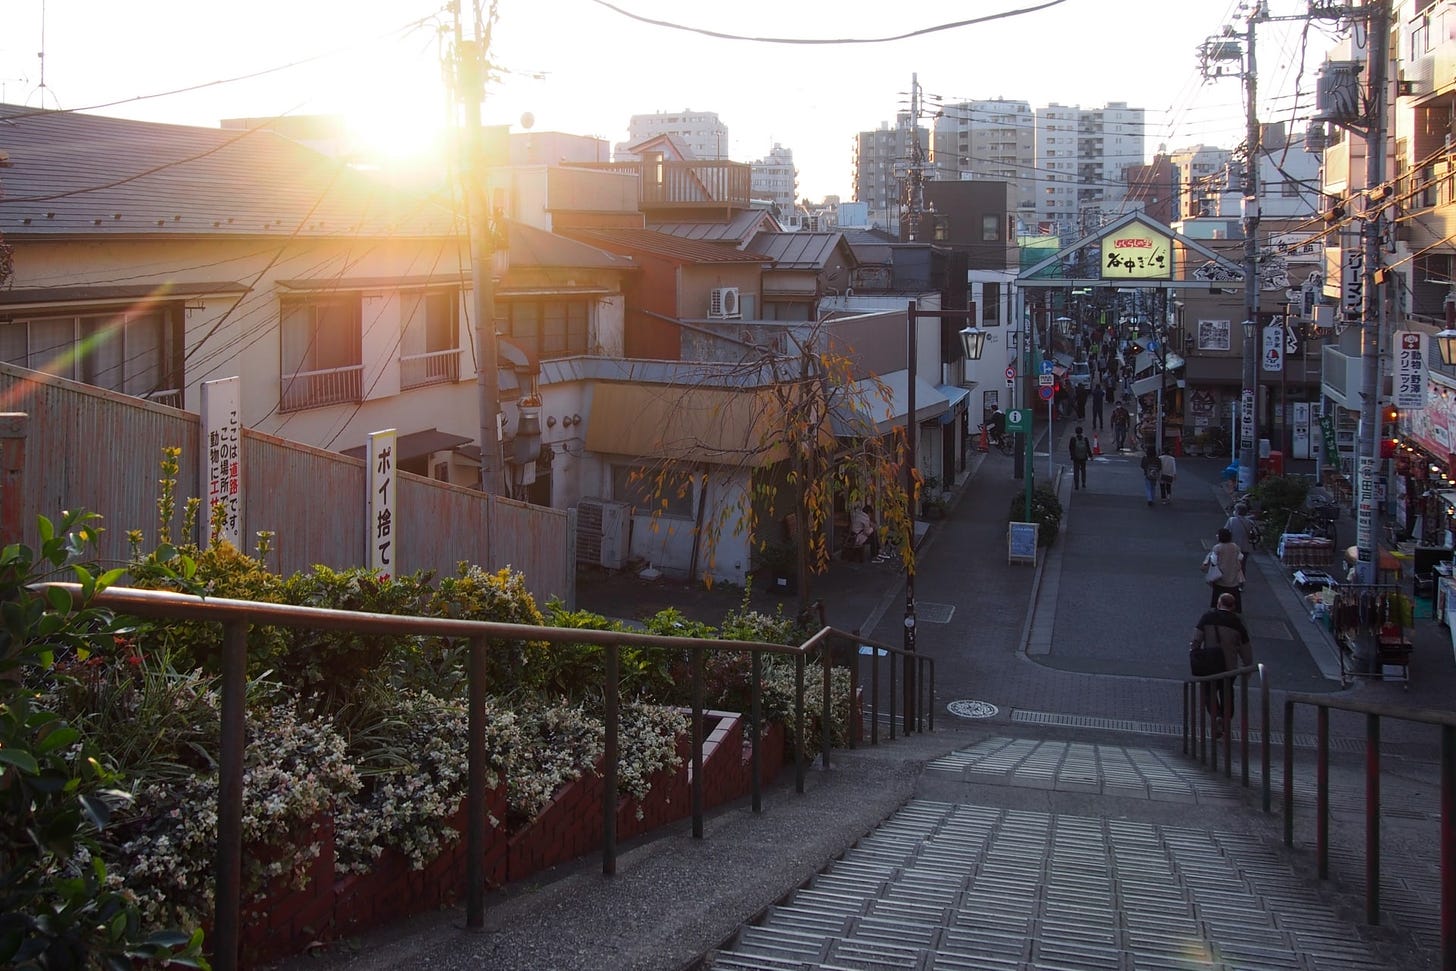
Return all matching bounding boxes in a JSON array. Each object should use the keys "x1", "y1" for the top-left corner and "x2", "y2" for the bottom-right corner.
[
  {"x1": 1202, "y1": 526, "x2": 1245, "y2": 611},
  {"x1": 1139, "y1": 444, "x2": 1161, "y2": 507},
  {"x1": 1189, "y1": 592, "x2": 1253, "y2": 737}
]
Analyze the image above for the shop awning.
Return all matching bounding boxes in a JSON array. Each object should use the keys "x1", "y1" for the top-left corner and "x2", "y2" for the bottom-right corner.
[
  {"x1": 835, "y1": 371, "x2": 949, "y2": 436},
  {"x1": 1436, "y1": 489, "x2": 1456, "y2": 512},
  {"x1": 585, "y1": 382, "x2": 792, "y2": 466},
  {"x1": 342, "y1": 428, "x2": 473, "y2": 463},
  {"x1": 935, "y1": 384, "x2": 972, "y2": 425}
]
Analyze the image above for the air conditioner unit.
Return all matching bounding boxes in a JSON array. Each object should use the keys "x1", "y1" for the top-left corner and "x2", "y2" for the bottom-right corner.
[
  {"x1": 575, "y1": 497, "x2": 631, "y2": 569},
  {"x1": 708, "y1": 286, "x2": 741, "y2": 319}
]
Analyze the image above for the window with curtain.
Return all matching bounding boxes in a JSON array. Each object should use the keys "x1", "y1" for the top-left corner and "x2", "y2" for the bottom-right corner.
[
  {"x1": 400, "y1": 289, "x2": 460, "y2": 388},
  {"x1": 279, "y1": 296, "x2": 362, "y2": 410},
  {"x1": 500, "y1": 298, "x2": 590, "y2": 360},
  {"x1": 1, "y1": 309, "x2": 175, "y2": 399}
]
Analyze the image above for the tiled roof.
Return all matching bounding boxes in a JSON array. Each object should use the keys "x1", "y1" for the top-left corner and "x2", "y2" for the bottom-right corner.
[
  {"x1": 562, "y1": 227, "x2": 769, "y2": 264},
  {"x1": 0, "y1": 104, "x2": 456, "y2": 238}
]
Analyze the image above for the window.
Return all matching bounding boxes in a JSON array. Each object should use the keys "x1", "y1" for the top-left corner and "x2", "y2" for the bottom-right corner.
[
  {"x1": 499, "y1": 298, "x2": 590, "y2": 360},
  {"x1": 280, "y1": 296, "x2": 362, "y2": 411},
  {"x1": 982, "y1": 215, "x2": 1000, "y2": 241},
  {"x1": 0, "y1": 308, "x2": 180, "y2": 405},
  {"x1": 981, "y1": 282, "x2": 1000, "y2": 323},
  {"x1": 612, "y1": 464, "x2": 694, "y2": 517},
  {"x1": 1281, "y1": 180, "x2": 1302, "y2": 198},
  {"x1": 400, "y1": 289, "x2": 460, "y2": 389}
]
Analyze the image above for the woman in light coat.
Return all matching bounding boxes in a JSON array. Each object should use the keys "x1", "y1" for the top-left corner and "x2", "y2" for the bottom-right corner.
[{"x1": 1202, "y1": 526, "x2": 1245, "y2": 611}]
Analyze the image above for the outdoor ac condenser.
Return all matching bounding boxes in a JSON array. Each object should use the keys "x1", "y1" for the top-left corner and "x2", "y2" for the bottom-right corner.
[{"x1": 575, "y1": 498, "x2": 631, "y2": 569}]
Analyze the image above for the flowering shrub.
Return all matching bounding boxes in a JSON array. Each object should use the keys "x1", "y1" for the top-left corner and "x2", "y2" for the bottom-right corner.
[
  {"x1": 107, "y1": 699, "x2": 359, "y2": 929},
  {"x1": 617, "y1": 703, "x2": 688, "y2": 809},
  {"x1": 429, "y1": 564, "x2": 548, "y2": 693}
]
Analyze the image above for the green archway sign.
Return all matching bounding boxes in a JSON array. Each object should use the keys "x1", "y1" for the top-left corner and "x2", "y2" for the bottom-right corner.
[{"x1": 1004, "y1": 408, "x2": 1031, "y2": 434}]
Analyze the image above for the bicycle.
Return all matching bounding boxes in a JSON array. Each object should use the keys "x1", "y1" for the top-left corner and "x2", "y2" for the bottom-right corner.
[{"x1": 978, "y1": 424, "x2": 1015, "y2": 457}]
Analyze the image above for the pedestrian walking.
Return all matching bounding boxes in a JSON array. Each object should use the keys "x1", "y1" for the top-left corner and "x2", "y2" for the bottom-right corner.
[
  {"x1": 1111, "y1": 400, "x2": 1130, "y2": 452},
  {"x1": 1139, "y1": 444, "x2": 1161, "y2": 507},
  {"x1": 1188, "y1": 591, "x2": 1253, "y2": 736},
  {"x1": 1074, "y1": 384, "x2": 1089, "y2": 420},
  {"x1": 1091, "y1": 384, "x2": 1105, "y2": 430},
  {"x1": 1069, "y1": 425, "x2": 1091, "y2": 490},
  {"x1": 1224, "y1": 501, "x2": 1261, "y2": 565},
  {"x1": 1202, "y1": 526, "x2": 1245, "y2": 611},
  {"x1": 1158, "y1": 446, "x2": 1177, "y2": 504}
]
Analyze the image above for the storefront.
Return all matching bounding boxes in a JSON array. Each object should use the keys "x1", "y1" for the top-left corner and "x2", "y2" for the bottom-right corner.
[{"x1": 1398, "y1": 372, "x2": 1456, "y2": 548}]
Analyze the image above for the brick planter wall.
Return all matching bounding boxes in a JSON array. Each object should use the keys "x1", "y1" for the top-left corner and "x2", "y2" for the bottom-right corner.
[{"x1": 233, "y1": 713, "x2": 789, "y2": 967}]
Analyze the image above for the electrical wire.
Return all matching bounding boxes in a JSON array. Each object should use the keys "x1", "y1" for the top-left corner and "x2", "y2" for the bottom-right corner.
[{"x1": 583, "y1": 0, "x2": 1072, "y2": 45}]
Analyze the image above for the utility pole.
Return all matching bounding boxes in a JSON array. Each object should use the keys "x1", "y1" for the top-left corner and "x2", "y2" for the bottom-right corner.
[
  {"x1": 453, "y1": 1, "x2": 504, "y2": 495},
  {"x1": 904, "y1": 73, "x2": 927, "y2": 242},
  {"x1": 1238, "y1": 4, "x2": 1263, "y2": 494},
  {"x1": 1354, "y1": 0, "x2": 1391, "y2": 584}
]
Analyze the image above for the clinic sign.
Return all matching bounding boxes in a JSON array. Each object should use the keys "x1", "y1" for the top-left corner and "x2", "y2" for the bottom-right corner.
[
  {"x1": 1394, "y1": 331, "x2": 1428, "y2": 410},
  {"x1": 1099, "y1": 223, "x2": 1172, "y2": 280}
]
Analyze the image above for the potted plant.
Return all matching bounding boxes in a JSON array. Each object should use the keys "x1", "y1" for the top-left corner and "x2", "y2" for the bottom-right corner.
[{"x1": 920, "y1": 475, "x2": 949, "y2": 518}]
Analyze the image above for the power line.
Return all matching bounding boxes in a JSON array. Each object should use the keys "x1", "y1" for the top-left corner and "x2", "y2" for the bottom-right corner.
[{"x1": 583, "y1": 0, "x2": 1073, "y2": 45}]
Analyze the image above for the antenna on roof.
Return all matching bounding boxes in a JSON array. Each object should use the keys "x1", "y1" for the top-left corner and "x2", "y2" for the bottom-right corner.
[{"x1": 27, "y1": 0, "x2": 61, "y2": 109}]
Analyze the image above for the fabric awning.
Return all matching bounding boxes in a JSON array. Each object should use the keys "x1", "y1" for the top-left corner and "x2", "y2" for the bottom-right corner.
[
  {"x1": 585, "y1": 382, "x2": 790, "y2": 466},
  {"x1": 342, "y1": 428, "x2": 473, "y2": 463},
  {"x1": 835, "y1": 371, "x2": 950, "y2": 436}
]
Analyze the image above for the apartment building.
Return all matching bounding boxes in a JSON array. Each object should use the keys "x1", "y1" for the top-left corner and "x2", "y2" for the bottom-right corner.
[
  {"x1": 930, "y1": 98, "x2": 1036, "y2": 215},
  {"x1": 852, "y1": 113, "x2": 929, "y2": 233},
  {"x1": 614, "y1": 109, "x2": 729, "y2": 161},
  {"x1": 1033, "y1": 102, "x2": 1145, "y2": 238}
]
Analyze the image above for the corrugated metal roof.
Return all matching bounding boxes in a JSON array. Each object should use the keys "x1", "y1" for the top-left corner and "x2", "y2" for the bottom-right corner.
[
  {"x1": 563, "y1": 227, "x2": 770, "y2": 264},
  {"x1": 506, "y1": 220, "x2": 637, "y2": 269},
  {"x1": 0, "y1": 103, "x2": 455, "y2": 239},
  {"x1": 653, "y1": 210, "x2": 772, "y2": 244},
  {"x1": 748, "y1": 232, "x2": 849, "y2": 270}
]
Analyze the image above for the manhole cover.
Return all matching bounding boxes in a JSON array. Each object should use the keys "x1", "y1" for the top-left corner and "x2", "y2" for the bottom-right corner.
[
  {"x1": 947, "y1": 700, "x2": 999, "y2": 719},
  {"x1": 917, "y1": 602, "x2": 955, "y2": 623}
]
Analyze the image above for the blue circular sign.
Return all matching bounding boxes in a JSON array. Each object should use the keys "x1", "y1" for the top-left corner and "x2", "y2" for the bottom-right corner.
[{"x1": 1039, "y1": 385, "x2": 1055, "y2": 401}]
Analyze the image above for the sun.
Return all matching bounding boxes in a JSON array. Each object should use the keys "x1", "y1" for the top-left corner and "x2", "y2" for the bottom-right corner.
[{"x1": 341, "y1": 91, "x2": 451, "y2": 167}]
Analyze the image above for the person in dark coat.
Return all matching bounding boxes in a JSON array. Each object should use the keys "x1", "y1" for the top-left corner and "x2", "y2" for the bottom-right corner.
[
  {"x1": 1074, "y1": 383, "x2": 1089, "y2": 420},
  {"x1": 1189, "y1": 591, "x2": 1253, "y2": 734}
]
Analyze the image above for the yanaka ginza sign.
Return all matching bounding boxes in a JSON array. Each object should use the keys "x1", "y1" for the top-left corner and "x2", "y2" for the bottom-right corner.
[{"x1": 1100, "y1": 223, "x2": 1172, "y2": 280}]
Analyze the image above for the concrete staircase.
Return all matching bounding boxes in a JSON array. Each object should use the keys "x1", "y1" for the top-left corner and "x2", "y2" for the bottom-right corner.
[{"x1": 706, "y1": 736, "x2": 1437, "y2": 971}]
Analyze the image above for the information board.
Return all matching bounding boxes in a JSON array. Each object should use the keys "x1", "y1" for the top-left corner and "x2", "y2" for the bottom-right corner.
[{"x1": 1008, "y1": 521, "x2": 1039, "y2": 565}]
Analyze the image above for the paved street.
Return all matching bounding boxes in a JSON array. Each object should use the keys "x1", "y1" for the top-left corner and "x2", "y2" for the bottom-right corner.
[{"x1": 293, "y1": 417, "x2": 1456, "y2": 970}]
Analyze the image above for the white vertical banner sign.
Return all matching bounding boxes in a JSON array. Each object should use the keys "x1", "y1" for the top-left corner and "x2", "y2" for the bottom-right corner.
[
  {"x1": 1261, "y1": 321, "x2": 1284, "y2": 373},
  {"x1": 1239, "y1": 388, "x2": 1256, "y2": 458},
  {"x1": 1292, "y1": 402, "x2": 1311, "y2": 460},
  {"x1": 1394, "y1": 330, "x2": 1428, "y2": 410},
  {"x1": 368, "y1": 429, "x2": 397, "y2": 572},
  {"x1": 200, "y1": 377, "x2": 242, "y2": 548},
  {"x1": 1356, "y1": 453, "x2": 1376, "y2": 565},
  {"x1": 1342, "y1": 238, "x2": 1363, "y2": 316}
]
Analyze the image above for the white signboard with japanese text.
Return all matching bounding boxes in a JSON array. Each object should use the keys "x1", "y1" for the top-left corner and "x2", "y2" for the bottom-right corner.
[
  {"x1": 368, "y1": 429, "x2": 397, "y2": 572},
  {"x1": 1356, "y1": 453, "x2": 1375, "y2": 567},
  {"x1": 1261, "y1": 322, "x2": 1284, "y2": 373},
  {"x1": 1342, "y1": 242, "x2": 1363, "y2": 316},
  {"x1": 1293, "y1": 402, "x2": 1312, "y2": 460},
  {"x1": 1394, "y1": 330, "x2": 1428, "y2": 410},
  {"x1": 200, "y1": 377, "x2": 242, "y2": 549}
]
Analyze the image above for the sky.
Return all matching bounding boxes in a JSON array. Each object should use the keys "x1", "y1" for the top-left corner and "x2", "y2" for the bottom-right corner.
[{"x1": 0, "y1": 0, "x2": 1344, "y2": 202}]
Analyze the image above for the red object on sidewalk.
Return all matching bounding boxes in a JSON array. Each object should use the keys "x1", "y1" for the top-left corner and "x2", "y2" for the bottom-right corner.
[
  {"x1": 1092, "y1": 434, "x2": 1101, "y2": 455},
  {"x1": 1174, "y1": 436, "x2": 1182, "y2": 457}
]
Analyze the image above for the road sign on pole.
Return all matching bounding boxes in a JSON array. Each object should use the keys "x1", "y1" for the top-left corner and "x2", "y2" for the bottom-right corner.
[
  {"x1": 1038, "y1": 385, "x2": 1055, "y2": 401},
  {"x1": 1005, "y1": 408, "x2": 1031, "y2": 433},
  {"x1": 1040, "y1": 360, "x2": 1054, "y2": 375},
  {"x1": 1038, "y1": 374, "x2": 1054, "y2": 387},
  {"x1": 1004, "y1": 366, "x2": 1016, "y2": 381}
]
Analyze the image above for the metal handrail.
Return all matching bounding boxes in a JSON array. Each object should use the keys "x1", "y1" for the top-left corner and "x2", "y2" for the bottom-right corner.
[
  {"x1": 1181, "y1": 663, "x2": 1271, "y2": 810},
  {"x1": 40, "y1": 583, "x2": 933, "y2": 970},
  {"x1": 1281, "y1": 691, "x2": 1456, "y2": 963}
]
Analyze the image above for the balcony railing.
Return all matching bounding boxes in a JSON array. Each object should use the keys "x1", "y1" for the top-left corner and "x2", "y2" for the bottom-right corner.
[
  {"x1": 400, "y1": 347, "x2": 461, "y2": 390},
  {"x1": 280, "y1": 363, "x2": 362, "y2": 412},
  {"x1": 566, "y1": 159, "x2": 752, "y2": 210}
]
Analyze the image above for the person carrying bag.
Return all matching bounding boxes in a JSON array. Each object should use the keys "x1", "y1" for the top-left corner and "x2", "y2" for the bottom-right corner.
[{"x1": 1202, "y1": 526, "x2": 1245, "y2": 611}]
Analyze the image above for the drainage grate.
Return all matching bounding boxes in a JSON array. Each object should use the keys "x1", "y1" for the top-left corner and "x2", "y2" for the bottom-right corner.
[
  {"x1": 1011, "y1": 708, "x2": 1365, "y2": 753},
  {"x1": 916, "y1": 601, "x2": 955, "y2": 624}
]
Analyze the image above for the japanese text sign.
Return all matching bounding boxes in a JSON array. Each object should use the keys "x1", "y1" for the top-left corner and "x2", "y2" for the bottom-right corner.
[
  {"x1": 200, "y1": 377, "x2": 242, "y2": 549},
  {"x1": 1099, "y1": 223, "x2": 1172, "y2": 280},
  {"x1": 1394, "y1": 331, "x2": 1428, "y2": 410},
  {"x1": 368, "y1": 429, "x2": 397, "y2": 572}
]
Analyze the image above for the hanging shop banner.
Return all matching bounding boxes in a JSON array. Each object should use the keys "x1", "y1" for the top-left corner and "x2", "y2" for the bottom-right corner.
[
  {"x1": 1406, "y1": 375, "x2": 1455, "y2": 456},
  {"x1": 1318, "y1": 413, "x2": 1340, "y2": 466},
  {"x1": 1261, "y1": 321, "x2": 1284, "y2": 373},
  {"x1": 368, "y1": 428, "x2": 397, "y2": 572},
  {"x1": 200, "y1": 376, "x2": 242, "y2": 549},
  {"x1": 1341, "y1": 241, "x2": 1363, "y2": 316},
  {"x1": 1394, "y1": 331, "x2": 1428, "y2": 410},
  {"x1": 1099, "y1": 222, "x2": 1172, "y2": 280}
]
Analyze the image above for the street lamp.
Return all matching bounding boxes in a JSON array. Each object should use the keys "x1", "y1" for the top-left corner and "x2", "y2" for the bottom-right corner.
[
  {"x1": 904, "y1": 300, "x2": 979, "y2": 734},
  {"x1": 959, "y1": 325, "x2": 988, "y2": 362},
  {"x1": 1436, "y1": 329, "x2": 1456, "y2": 367}
]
